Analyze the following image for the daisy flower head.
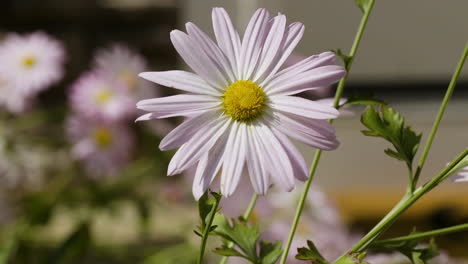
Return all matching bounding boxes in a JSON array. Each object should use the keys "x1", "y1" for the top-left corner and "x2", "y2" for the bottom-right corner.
[
  {"x1": 0, "y1": 31, "x2": 65, "y2": 95},
  {"x1": 70, "y1": 72, "x2": 135, "y2": 122},
  {"x1": 66, "y1": 116, "x2": 134, "y2": 178},
  {"x1": 136, "y1": 7, "x2": 346, "y2": 199},
  {"x1": 92, "y1": 44, "x2": 154, "y2": 98}
]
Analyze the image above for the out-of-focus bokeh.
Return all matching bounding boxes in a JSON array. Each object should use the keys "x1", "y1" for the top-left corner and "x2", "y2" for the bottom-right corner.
[{"x1": 1, "y1": 0, "x2": 468, "y2": 263}]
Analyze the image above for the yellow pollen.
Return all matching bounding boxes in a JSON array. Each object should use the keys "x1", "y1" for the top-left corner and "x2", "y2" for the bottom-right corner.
[
  {"x1": 222, "y1": 80, "x2": 266, "y2": 122},
  {"x1": 93, "y1": 128, "x2": 112, "y2": 148},
  {"x1": 94, "y1": 88, "x2": 113, "y2": 105},
  {"x1": 22, "y1": 55, "x2": 37, "y2": 68}
]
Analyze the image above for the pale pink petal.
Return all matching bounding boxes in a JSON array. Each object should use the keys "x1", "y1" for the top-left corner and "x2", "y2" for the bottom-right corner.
[
  {"x1": 272, "y1": 128, "x2": 308, "y2": 181},
  {"x1": 192, "y1": 131, "x2": 229, "y2": 200},
  {"x1": 170, "y1": 30, "x2": 228, "y2": 89},
  {"x1": 136, "y1": 94, "x2": 220, "y2": 118},
  {"x1": 246, "y1": 126, "x2": 270, "y2": 195},
  {"x1": 167, "y1": 118, "x2": 231, "y2": 176},
  {"x1": 139, "y1": 71, "x2": 221, "y2": 96},
  {"x1": 265, "y1": 65, "x2": 346, "y2": 95},
  {"x1": 135, "y1": 113, "x2": 155, "y2": 122},
  {"x1": 252, "y1": 15, "x2": 286, "y2": 82},
  {"x1": 220, "y1": 122, "x2": 248, "y2": 197},
  {"x1": 160, "y1": 112, "x2": 217, "y2": 151},
  {"x1": 239, "y1": 8, "x2": 270, "y2": 80},
  {"x1": 257, "y1": 22, "x2": 304, "y2": 83},
  {"x1": 252, "y1": 123, "x2": 294, "y2": 191},
  {"x1": 212, "y1": 7, "x2": 242, "y2": 79},
  {"x1": 186, "y1": 22, "x2": 236, "y2": 83},
  {"x1": 270, "y1": 95, "x2": 339, "y2": 119},
  {"x1": 269, "y1": 112, "x2": 339, "y2": 150}
]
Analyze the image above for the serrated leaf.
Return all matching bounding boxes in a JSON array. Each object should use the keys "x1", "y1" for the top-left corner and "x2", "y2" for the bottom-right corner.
[
  {"x1": 213, "y1": 214, "x2": 260, "y2": 259},
  {"x1": 296, "y1": 240, "x2": 328, "y2": 264},
  {"x1": 345, "y1": 93, "x2": 387, "y2": 107},
  {"x1": 213, "y1": 246, "x2": 248, "y2": 259},
  {"x1": 361, "y1": 106, "x2": 422, "y2": 169},
  {"x1": 260, "y1": 240, "x2": 283, "y2": 264},
  {"x1": 355, "y1": 0, "x2": 372, "y2": 13}
]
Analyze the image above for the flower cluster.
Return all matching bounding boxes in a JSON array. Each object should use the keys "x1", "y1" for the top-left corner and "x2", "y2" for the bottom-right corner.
[
  {"x1": 67, "y1": 44, "x2": 153, "y2": 177},
  {"x1": 0, "y1": 32, "x2": 65, "y2": 112}
]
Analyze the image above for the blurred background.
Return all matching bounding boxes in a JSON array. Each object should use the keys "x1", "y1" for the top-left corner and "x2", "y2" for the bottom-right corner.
[{"x1": 1, "y1": 0, "x2": 468, "y2": 263}]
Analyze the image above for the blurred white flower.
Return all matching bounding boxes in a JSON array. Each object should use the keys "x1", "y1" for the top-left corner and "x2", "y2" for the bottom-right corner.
[
  {"x1": 451, "y1": 166, "x2": 468, "y2": 182},
  {"x1": 69, "y1": 72, "x2": 135, "y2": 122},
  {"x1": 0, "y1": 31, "x2": 65, "y2": 95},
  {"x1": 93, "y1": 44, "x2": 155, "y2": 99},
  {"x1": 66, "y1": 116, "x2": 135, "y2": 177},
  {"x1": 0, "y1": 76, "x2": 31, "y2": 113}
]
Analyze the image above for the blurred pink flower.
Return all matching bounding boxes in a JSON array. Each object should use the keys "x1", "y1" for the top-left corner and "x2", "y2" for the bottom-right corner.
[
  {"x1": 0, "y1": 76, "x2": 32, "y2": 113},
  {"x1": 66, "y1": 116, "x2": 134, "y2": 177},
  {"x1": 93, "y1": 44, "x2": 155, "y2": 99},
  {"x1": 0, "y1": 31, "x2": 65, "y2": 95},
  {"x1": 69, "y1": 72, "x2": 135, "y2": 122}
]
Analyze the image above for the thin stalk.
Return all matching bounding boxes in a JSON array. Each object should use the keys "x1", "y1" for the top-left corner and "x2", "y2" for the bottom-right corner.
[
  {"x1": 335, "y1": 149, "x2": 468, "y2": 262},
  {"x1": 198, "y1": 197, "x2": 222, "y2": 264},
  {"x1": 279, "y1": 2, "x2": 376, "y2": 264},
  {"x1": 372, "y1": 223, "x2": 468, "y2": 247},
  {"x1": 413, "y1": 42, "x2": 468, "y2": 185},
  {"x1": 218, "y1": 193, "x2": 259, "y2": 264}
]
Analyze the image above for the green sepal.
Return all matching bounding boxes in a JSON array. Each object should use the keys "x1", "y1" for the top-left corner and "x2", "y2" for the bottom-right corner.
[{"x1": 296, "y1": 240, "x2": 328, "y2": 264}]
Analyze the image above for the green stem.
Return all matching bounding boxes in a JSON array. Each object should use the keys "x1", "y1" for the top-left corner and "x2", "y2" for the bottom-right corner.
[
  {"x1": 413, "y1": 42, "x2": 468, "y2": 185},
  {"x1": 335, "y1": 148, "x2": 468, "y2": 262},
  {"x1": 198, "y1": 197, "x2": 222, "y2": 264},
  {"x1": 218, "y1": 193, "x2": 259, "y2": 264},
  {"x1": 372, "y1": 222, "x2": 468, "y2": 247},
  {"x1": 279, "y1": 2, "x2": 376, "y2": 264}
]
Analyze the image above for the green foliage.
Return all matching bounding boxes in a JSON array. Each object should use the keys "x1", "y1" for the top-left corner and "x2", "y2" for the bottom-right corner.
[
  {"x1": 355, "y1": 0, "x2": 373, "y2": 13},
  {"x1": 212, "y1": 215, "x2": 282, "y2": 264},
  {"x1": 197, "y1": 190, "x2": 222, "y2": 235},
  {"x1": 345, "y1": 93, "x2": 387, "y2": 107},
  {"x1": 334, "y1": 252, "x2": 368, "y2": 264},
  {"x1": 361, "y1": 106, "x2": 422, "y2": 169},
  {"x1": 375, "y1": 234, "x2": 439, "y2": 264},
  {"x1": 47, "y1": 222, "x2": 91, "y2": 264},
  {"x1": 296, "y1": 240, "x2": 328, "y2": 264},
  {"x1": 142, "y1": 244, "x2": 198, "y2": 264}
]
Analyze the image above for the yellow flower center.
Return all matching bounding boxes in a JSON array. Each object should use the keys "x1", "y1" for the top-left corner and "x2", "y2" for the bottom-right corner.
[
  {"x1": 93, "y1": 128, "x2": 112, "y2": 148},
  {"x1": 222, "y1": 80, "x2": 266, "y2": 122},
  {"x1": 22, "y1": 55, "x2": 37, "y2": 68},
  {"x1": 94, "y1": 88, "x2": 113, "y2": 105}
]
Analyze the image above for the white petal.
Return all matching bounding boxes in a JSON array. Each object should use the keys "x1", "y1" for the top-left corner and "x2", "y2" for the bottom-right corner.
[
  {"x1": 255, "y1": 123, "x2": 294, "y2": 191},
  {"x1": 257, "y1": 22, "x2": 304, "y2": 84},
  {"x1": 212, "y1": 7, "x2": 242, "y2": 79},
  {"x1": 270, "y1": 95, "x2": 339, "y2": 119},
  {"x1": 139, "y1": 71, "x2": 221, "y2": 96},
  {"x1": 269, "y1": 111, "x2": 339, "y2": 150},
  {"x1": 239, "y1": 8, "x2": 270, "y2": 80},
  {"x1": 185, "y1": 22, "x2": 236, "y2": 83},
  {"x1": 168, "y1": 117, "x2": 231, "y2": 176},
  {"x1": 220, "y1": 122, "x2": 247, "y2": 197},
  {"x1": 265, "y1": 65, "x2": 346, "y2": 95},
  {"x1": 136, "y1": 94, "x2": 220, "y2": 118},
  {"x1": 160, "y1": 112, "x2": 217, "y2": 151},
  {"x1": 246, "y1": 125, "x2": 270, "y2": 195},
  {"x1": 135, "y1": 113, "x2": 155, "y2": 122},
  {"x1": 252, "y1": 15, "x2": 286, "y2": 82},
  {"x1": 272, "y1": 128, "x2": 308, "y2": 181},
  {"x1": 170, "y1": 30, "x2": 228, "y2": 90},
  {"x1": 192, "y1": 131, "x2": 229, "y2": 200}
]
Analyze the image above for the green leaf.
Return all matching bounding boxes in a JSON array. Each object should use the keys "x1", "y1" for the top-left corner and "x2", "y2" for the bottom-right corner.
[
  {"x1": 361, "y1": 106, "x2": 422, "y2": 169},
  {"x1": 345, "y1": 93, "x2": 387, "y2": 107},
  {"x1": 355, "y1": 0, "x2": 372, "y2": 13},
  {"x1": 213, "y1": 246, "x2": 248, "y2": 259},
  {"x1": 213, "y1": 214, "x2": 260, "y2": 259},
  {"x1": 198, "y1": 190, "x2": 221, "y2": 233},
  {"x1": 259, "y1": 240, "x2": 283, "y2": 264},
  {"x1": 296, "y1": 240, "x2": 328, "y2": 264}
]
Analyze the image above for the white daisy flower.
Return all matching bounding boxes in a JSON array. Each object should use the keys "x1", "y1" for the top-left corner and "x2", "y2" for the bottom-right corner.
[
  {"x1": 92, "y1": 44, "x2": 154, "y2": 99},
  {"x1": 69, "y1": 72, "x2": 136, "y2": 122},
  {"x1": 0, "y1": 31, "x2": 65, "y2": 95},
  {"x1": 66, "y1": 116, "x2": 134, "y2": 177},
  {"x1": 136, "y1": 8, "x2": 346, "y2": 199}
]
